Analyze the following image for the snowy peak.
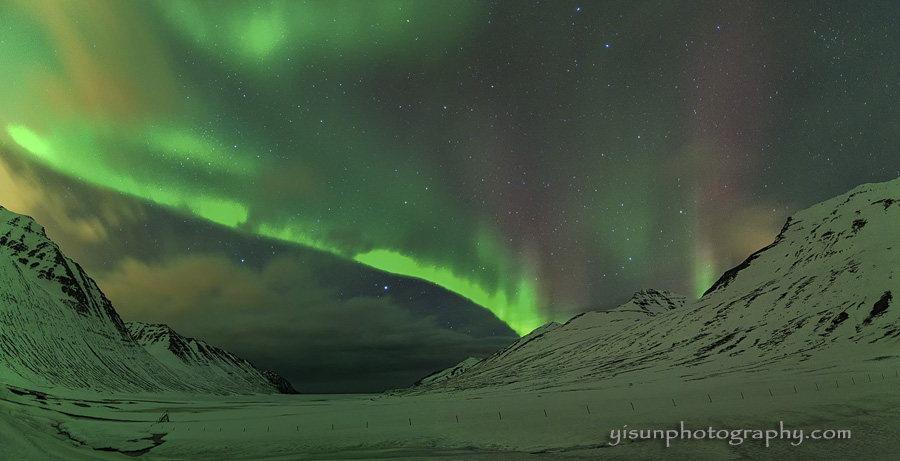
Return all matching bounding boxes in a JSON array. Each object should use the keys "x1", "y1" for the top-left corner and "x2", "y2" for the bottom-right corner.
[
  {"x1": 127, "y1": 322, "x2": 220, "y2": 366},
  {"x1": 400, "y1": 177, "x2": 900, "y2": 395},
  {"x1": 705, "y1": 179, "x2": 899, "y2": 297},
  {"x1": 399, "y1": 291, "x2": 687, "y2": 394},
  {"x1": 1, "y1": 206, "x2": 184, "y2": 393},
  {"x1": 0, "y1": 206, "x2": 125, "y2": 328},
  {"x1": 611, "y1": 289, "x2": 687, "y2": 315},
  {"x1": 690, "y1": 178, "x2": 900, "y2": 350},
  {"x1": 558, "y1": 288, "x2": 685, "y2": 333},
  {"x1": 126, "y1": 322, "x2": 296, "y2": 394},
  {"x1": 0, "y1": 206, "x2": 46, "y2": 238},
  {"x1": 523, "y1": 321, "x2": 562, "y2": 340},
  {"x1": 1, "y1": 205, "x2": 291, "y2": 395},
  {"x1": 668, "y1": 176, "x2": 899, "y2": 351}
]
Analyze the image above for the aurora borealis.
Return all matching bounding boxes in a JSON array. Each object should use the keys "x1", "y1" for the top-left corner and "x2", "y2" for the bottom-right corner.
[{"x1": 1, "y1": 1, "x2": 898, "y2": 392}]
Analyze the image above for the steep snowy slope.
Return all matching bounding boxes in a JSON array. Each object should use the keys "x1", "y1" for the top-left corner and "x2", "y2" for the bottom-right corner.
[
  {"x1": 127, "y1": 322, "x2": 296, "y2": 394},
  {"x1": 0, "y1": 207, "x2": 186, "y2": 393},
  {"x1": 0, "y1": 206, "x2": 282, "y2": 395},
  {"x1": 262, "y1": 370, "x2": 299, "y2": 394},
  {"x1": 413, "y1": 357, "x2": 482, "y2": 387},
  {"x1": 400, "y1": 290, "x2": 687, "y2": 393},
  {"x1": 404, "y1": 178, "x2": 900, "y2": 394}
]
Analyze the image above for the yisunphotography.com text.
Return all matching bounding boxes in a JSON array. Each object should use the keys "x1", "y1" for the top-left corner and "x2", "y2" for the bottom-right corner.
[{"x1": 608, "y1": 421, "x2": 851, "y2": 448}]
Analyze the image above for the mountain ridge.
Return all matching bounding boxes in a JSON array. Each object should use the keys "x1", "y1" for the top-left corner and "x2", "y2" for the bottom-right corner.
[
  {"x1": 126, "y1": 321, "x2": 297, "y2": 394},
  {"x1": 399, "y1": 178, "x2": 900, "y2": 395},
  {"x1": 0, "y1": 205, "x2": 291, "y2": 395}
]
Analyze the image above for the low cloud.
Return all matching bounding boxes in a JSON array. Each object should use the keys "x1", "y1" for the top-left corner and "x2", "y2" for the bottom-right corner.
[
  {"x1": 0, "y1": 153, "x2": 146, "y2": 250},
  {"x1": 97, "y1": 254, "x2": 515, "y2": 393}
]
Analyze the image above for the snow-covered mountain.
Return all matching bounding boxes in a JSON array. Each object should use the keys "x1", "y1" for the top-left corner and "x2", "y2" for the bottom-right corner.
[
  {"x1": 0, "y1": 205, "x2": 287, "y2": 395},
  {"x1": 127, "y1": 322, "x2": 296, "y2": 394},
  {"x1": 403, "y1": 178, "x2": 900, "y2": 394},
  {"x1": 413, "y1": 357, "x2": 482, "y2": 387},
  {"x1": 261, "y1": 370, "x2": 299, "y2": 394},
  {"x1": 399, "y1": 290, "x2": 687, "y2": 394}
]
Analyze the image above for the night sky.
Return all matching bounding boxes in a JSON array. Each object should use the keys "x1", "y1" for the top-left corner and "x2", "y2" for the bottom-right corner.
[{"x1": 1, "y1": 1, "x2": 898, "y2": 393}]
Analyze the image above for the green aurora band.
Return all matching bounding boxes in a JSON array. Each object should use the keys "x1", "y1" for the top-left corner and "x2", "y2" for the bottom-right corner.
[
  {"x1": 0, "y1": 0, "x2": 550, "y2": 335},
  {"x1": 8, "y1": 0, "x2": 849, "y2": 336},
  {"x1": 5, "y1": 122, "x2": 545, "y2": 335}
]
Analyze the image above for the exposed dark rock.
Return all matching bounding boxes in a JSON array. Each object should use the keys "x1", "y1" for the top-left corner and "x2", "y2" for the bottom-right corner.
[{"x1": 863, "y1": 292, "x2": 892, "y2": 326}]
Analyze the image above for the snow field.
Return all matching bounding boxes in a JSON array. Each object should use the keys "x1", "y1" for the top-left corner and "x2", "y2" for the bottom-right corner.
[{"x1": 2, "y1": 357, "x2": 897, "y2": 459}]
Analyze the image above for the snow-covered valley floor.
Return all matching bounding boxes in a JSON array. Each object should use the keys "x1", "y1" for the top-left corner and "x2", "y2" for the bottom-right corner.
[{"x1": 2, "y1": 356, "x2": 898, "y2": 460}]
